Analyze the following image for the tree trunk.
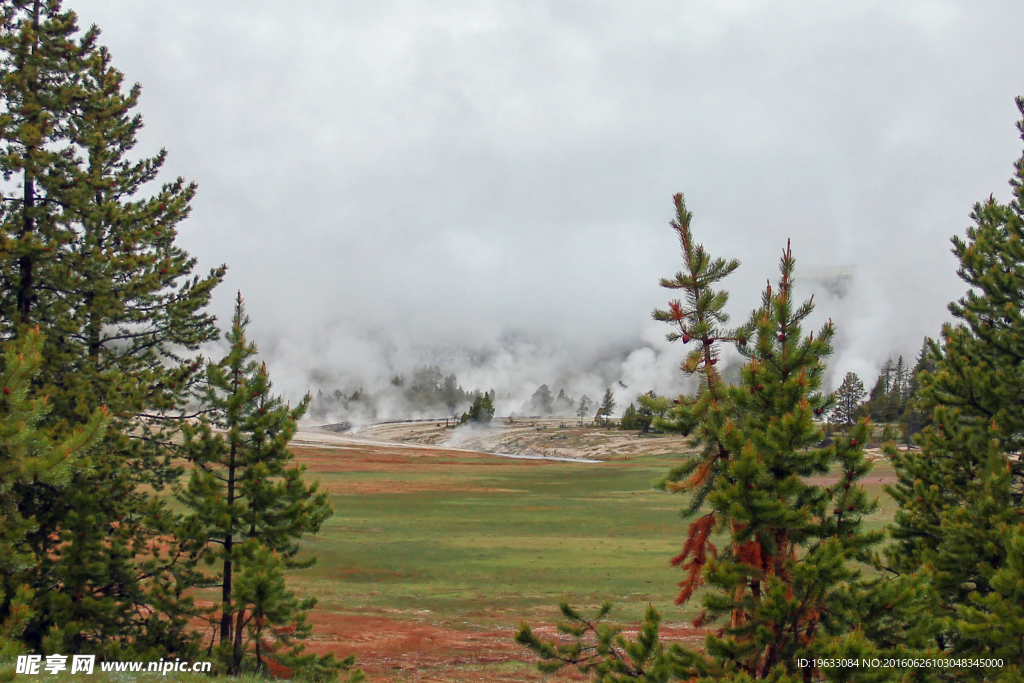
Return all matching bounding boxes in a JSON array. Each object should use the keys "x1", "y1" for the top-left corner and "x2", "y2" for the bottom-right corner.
[
  {"x1": 232, "y1": 607, "x2": 245, "y2": 674},
  {"x1": 219, "y1": 438, "x2": 237, "y2": 646}
]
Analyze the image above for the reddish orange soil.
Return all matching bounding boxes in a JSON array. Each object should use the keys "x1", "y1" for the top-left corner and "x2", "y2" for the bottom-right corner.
[
  {"x1": 304, "y1": 610, "x2": 705, "y2": 682},
  {"x1": 283, "y1": 438, "x2": 709, "y2": 680}
]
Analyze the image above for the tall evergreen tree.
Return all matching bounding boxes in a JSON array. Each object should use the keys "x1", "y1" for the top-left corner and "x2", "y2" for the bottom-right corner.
[
  {"x1": 462, "y1": 391, "x2": 494, "y2": 424},
  {"x1": 525, "y1": 384, "x2": 554, "y2": 415},
  {"x1": 577, "y1": 394, "x2": 591, "y2": 426},
  {"x1": 649, "y1": 193, "x2": 741, "y2": 603},
  {"x1": 831, "y1": 372, "x2": 866, "y2": 426},
  {"x1": 619, "y1": 403, "x2": 639, "y2": 431},
  {"x1": 554, "y1": 388, "x2": 574, "y2": 415},
  {"x1": 887, "y1": 99, "x2": 1024, "y2": 667},
  {"x1": 598, "y1": 388, "x2": 616, "y2": 426},
  {"x1": 0, "y1": 0, "x2": 224, "y2": 656},
  {"x1": 900, "y1": 339, "x2": 934, "y2": 444},
  {"x1": 178, "y1": 295, "x2": 348, "y2": 677}
]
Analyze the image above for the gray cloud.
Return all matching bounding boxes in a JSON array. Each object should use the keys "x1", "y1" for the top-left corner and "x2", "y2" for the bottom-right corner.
[{"x1": 70, "y1": 0, "x2": 1024, "y2": 405}]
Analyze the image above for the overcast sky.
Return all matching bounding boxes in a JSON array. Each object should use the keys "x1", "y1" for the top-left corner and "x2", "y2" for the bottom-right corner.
[{"x1": 70, "y1": 0, "x2": 1024, "y2": 407}]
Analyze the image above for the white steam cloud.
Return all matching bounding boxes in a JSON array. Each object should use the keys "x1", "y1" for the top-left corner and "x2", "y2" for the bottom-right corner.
[{"x1": 67, "y1": 0, "x2": 1024, "y2": 414}]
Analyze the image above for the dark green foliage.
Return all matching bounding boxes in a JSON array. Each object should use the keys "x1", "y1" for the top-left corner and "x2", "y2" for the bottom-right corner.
[
  {"x1": 462, "y1": 391, "x2": 495, "y2": 424},
  {"x1": 955, "y1": 523, "x2": 1024, "y2": 672},
  {"x1": 620, "y1": 403, "x2": 640, "y2": 430},
  {"x1": 620, "y1": 392, "x2": 660, "y2": 433},
  {"x1": 577, "y1": 394, "x2": 591, "y2": 426},
  {"x1": 831, "y1": 372, "x2": 866, "y2": 426},
  {"x1": 637, "y1": 391, "x2": 670, "y2": 431},
  {"x1": 0, "y1": 0, "x2": 224, "y2": 657},
  {"x1": 311, "y1": 366, "x2": 471, "y2": 419},
  {"x1": 524, "y1": 384, "x2": 555, "y2": 415},
  {"x1": 862, "y1": 357, "x2": 910, "y2": 424},
  {"x1": 650, "y1": 193, "x2": 742, "y2": 510},
  {"x1": 516, "y1": 602, "x2": 697, "y2": 681},
  {"x1": 900, "y1": 340, "x2": 934, "y2": 444},
  {"x1": 887, "y1": 100, "x2": 1024, "y2": 664},
  {"x1": 178, "y1": 295, "x2": 346, "y2": 678},
  {"x1": 0, "y1": 584, "x2": 34, "y2": 682},
  {"x1": 232, "y1": 545, "x2": 363, "y2": 683},
  {"x1": 598, "y1": 388, "x2": 616, "y2": 426},
  {"x1": 407, "y1": 366, "x2": 468, "y2": 412},
  {"x1": 0, "y1": 328, "x2": 108, "y2": 577}
]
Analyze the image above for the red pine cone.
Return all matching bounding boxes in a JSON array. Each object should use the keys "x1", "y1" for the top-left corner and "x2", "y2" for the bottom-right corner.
[{"x1": 682, "y1": 333, "x2": 690, "y2": 343}]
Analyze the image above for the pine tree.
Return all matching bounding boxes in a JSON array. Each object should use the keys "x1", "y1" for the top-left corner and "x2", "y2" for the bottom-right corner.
[
  {"x1": 525, "y1": 384, "x2": 554, "y2": 415},
  {"x1": 0, "y1": 329, "x2": 107, "y2": 671},
  {"x1": 887, "y1": 99, "x2": 1024, "y2": 664},
  {"x1": 619, "y1": 403, "x2": 639, "y2": 431},
  {"x1": 636, "y1": 390, "x2": 670, "y2": 433},
  {"x1": 0, "y1": 0, "x2": 224, "y2": 656},
  {"x1": 577, "y1": 395, "x2": 591, "y2": 426},
  {"x1": 517, "y1": 196, "x2": 934, "y2": 681},
  {"x1": 232, "y1": 544, "x2": 362, "y2": 682},
  {"x1": 599, "y1": 388, "x2": 616, "y2": 426},
  {"x1": 0, "y1": 328, "x2": 108, "y2": 579},
  {"x1": 177, "y1": 295, "x2": 347, "y2": 677},
  {"x1": 649, "y1": 193, "x2": 741, "y2": 603},
  {"x1": 554, "y1": 388, "x2": 574, "y2": 415},
  {"x1": 665, "y1": 245, "x2": 933, "y2": 678},
  {"x1": 831, "y1": 372, "x2": 866, "y2": 426},
  {"x1": 900, "y1": 339, "x2": 934, "y2": 445},
  {"x1": 463, "y1": 391, "x2": 494, "y2": 424}
]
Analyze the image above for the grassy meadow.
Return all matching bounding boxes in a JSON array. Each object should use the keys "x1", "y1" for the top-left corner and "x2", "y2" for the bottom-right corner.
[{"x1": 274, "y1": 439, "x2": 898, "y2": 681}]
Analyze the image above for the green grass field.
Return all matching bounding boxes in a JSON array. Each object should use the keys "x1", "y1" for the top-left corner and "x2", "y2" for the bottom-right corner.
[
  {"x1": 292, "y1": 444, "x2": 898, "y2": 627},
  {"x1": 295, "y1": 448, "x2": 693, "y2": 626}
]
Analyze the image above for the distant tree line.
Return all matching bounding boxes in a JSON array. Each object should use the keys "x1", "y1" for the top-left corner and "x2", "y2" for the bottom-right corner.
[
  {"x1": 828, "y1": 341, "x2": 936, "y2": 444},
  {"x1": 309, "y1": 365, "x2": 477, "y2": 420}
]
